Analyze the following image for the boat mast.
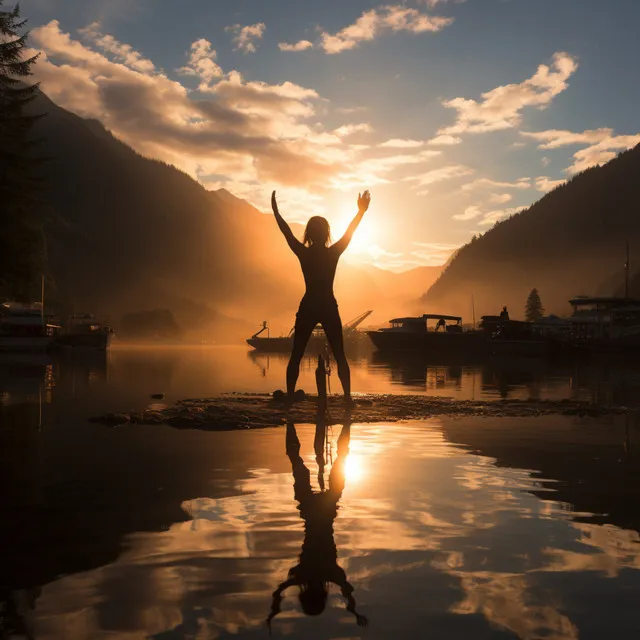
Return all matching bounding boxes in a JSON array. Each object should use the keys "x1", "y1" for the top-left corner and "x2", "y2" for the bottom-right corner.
[
  {"x1": 471, "y1": 294, "x2": 476, "y2": 328},
  {"x1": 41, "y1": 274, "x2": 45, "y2": 326},
  {"x1": 625, "y1": 241, "x2": 630, "y2": 298}
]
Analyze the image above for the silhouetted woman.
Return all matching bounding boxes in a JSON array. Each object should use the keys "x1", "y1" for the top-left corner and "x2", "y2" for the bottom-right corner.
[
  {"x1": 271, "y1": 190, "x2": 371, "y2": 402},
  {"x1": 266, "y1": 417, "x2": 367, "y2": 631}
]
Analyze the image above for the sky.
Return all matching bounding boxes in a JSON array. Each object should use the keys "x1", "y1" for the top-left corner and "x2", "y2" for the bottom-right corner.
[{"x1": 18, "y1": 0, "x2": 640, "y2": 271}]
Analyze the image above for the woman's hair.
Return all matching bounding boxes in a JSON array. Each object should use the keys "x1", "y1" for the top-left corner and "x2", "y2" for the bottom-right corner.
[{"x1": 303, "y1": 216, "x2": 331, "y2": 247}]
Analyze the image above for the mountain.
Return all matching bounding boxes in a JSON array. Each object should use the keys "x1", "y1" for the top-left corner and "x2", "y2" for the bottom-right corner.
[
  {"x1": 30, "y1": 91, "x2": 441, "y2": 340},
  {"x1": 424, "y1": 145, "x2": 640, "y2": 320}
]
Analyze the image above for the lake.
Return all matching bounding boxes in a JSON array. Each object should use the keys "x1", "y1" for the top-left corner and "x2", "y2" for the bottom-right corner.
[{"x1": 2, "y1": 345, "x2": 640, "y2": 639}]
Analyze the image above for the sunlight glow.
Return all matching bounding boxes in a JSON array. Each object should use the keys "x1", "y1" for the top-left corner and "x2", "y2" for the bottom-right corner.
[
  {"x1": 333, "y1": 208, "x2": 376, "y2": 255},
  {"x1": 344, "y1": 454, "x2": 365, "y2": 484}
]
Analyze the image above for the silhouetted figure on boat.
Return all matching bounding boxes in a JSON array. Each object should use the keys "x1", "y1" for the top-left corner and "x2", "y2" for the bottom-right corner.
[
  {"x1": 499, "y1": 306, "x2": 510, "y2": 321},
  {"x1": 436, "y1": 317, "x2": 446, "y2": 332},
  {"x1": 266, "y1": 415, "x2": 367, "y2": 631},
  {"x1": 272, "y1": 190, "x2": 371, "y2": 403}
]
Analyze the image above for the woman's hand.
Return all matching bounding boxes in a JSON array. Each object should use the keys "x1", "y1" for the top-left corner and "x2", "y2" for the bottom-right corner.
[
  {"x1": 357, "y1": 190, "x2": 371, "y2": 213},
  {"x1": 271, "y1": 190, "x2": 279, "y2": 215}
]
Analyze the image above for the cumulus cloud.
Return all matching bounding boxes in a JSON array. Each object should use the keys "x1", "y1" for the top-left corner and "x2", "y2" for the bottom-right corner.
[
  {"x1": 428, "y1": 134, "x2": 462, "y2": 146},
  {"x1": 462, "y1": 177, "x2": 531, "y2": 191},
  {"x1": 438, "y1": 52, "x2": 578, "y2": 135},
  {"x1": 380, "y1": 138, "x2": 424, "y2": 148},
  {"x1": 225, "y1": 22, "x2": 266, "y2": 54},
  {"x1": 177, "y1": 38, "x2": 224, "y2": 91},
  {"x1": 278, "y1": 40, "x2": 313, "y2": 52},
  {"x1": 316, "y1": 4, "x2": 454, "y2": 54},
  {"x1": 405, "y1": 164, "x2": 473, "y2": 192},
  {"x1": 521, "y1": 128, "x2": 640, "y2": 173},
  {"x1": 78, "y1": 21, "x2": 155, "y2": 73},
  {"x1": 29, "y1": 20, "x2": 349, "y2": 201}
]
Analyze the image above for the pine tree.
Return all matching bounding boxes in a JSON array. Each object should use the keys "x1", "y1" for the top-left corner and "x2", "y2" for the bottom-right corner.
[
  {"x1": 525, "y1": 288, "x2": 544, "y2": 322},
  {"x1": 0, "y1": 1, "x2": 45, "y2": 300}
]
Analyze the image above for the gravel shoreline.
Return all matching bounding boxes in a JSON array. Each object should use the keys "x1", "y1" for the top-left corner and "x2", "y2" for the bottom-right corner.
[{"x1": 90, "y1": 393, "x2": 629, "y2": 430}]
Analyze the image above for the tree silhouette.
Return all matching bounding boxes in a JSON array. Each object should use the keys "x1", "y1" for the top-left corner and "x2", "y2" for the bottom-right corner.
[
  {"x1": 0, "y1": 1, "x2": 44, "y2": 300},
  {"x1": 525, "y1": 288, "x2": 544, "y2": 322}
]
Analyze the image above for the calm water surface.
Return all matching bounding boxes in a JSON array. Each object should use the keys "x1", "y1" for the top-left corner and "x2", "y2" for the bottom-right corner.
[{"x1": 2, "y1": 346, "x2": 640, "y2": 639}]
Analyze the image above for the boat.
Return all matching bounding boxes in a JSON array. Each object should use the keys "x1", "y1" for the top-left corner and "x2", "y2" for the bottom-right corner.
[
  {"x1": 54, "y1": 314, "x2": 113, "y2": 350},
  {"x1": 367, "y1": 314, "x2": 485, "y2": 354},
  {"x1": 479, "y1": 315, "x2": 551, "y2": 357},
  {"x1": 247, "y1": 310, "x2": 373, "y2": 352},
  {"x1": 0, "y1": 302, "x2": 60, "y2": 352},
  {"x1": 567, "y1": 296, "x2": 640, "y2": 352}
]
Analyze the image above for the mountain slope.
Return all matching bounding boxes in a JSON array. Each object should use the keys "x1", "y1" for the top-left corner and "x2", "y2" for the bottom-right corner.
[
  {"x1": 30, "y1": 91, "x2": 441, "y2": 339},
  {"x1": 425, "y1": 145, "x2": 640, "y2": 320}
]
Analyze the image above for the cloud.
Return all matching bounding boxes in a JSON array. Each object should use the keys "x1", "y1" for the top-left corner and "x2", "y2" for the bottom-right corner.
[
  {"x1": 278, "y1": 40, "x2": 313, "y2": 52},
  {"x1": 318, "y1": 5, "x2": 454, "y2": 54},
  {"x1": 479, "y1": 207, "x2": 525, "y2": 226},
  {"x1": 454, "y1": 202, "x2": 525, "y2": 225},
  {"x1": 405, "y1": 164, "x2": 473, "y2": 192},
  {"x1": 380, "y1": 138, "x2": 424, "y2": 148},
  {"x1": 428, "y1": 134, "x2": 462, "y2": 146},
  {"x1": 333, "y1": 122, "x2": 373, "y2": 138},
  {"x1": 488, "y1": 193, "x2": 513, "y2": 205},
  {"x1": 462, "y1": 177, "x2": 531, "y2": 191},
  {"x1": 520, "y1": 128, "x2": 612, "y2": 149},
  {"x1": 411, "y1": 241, "x2": 459, "y2": 266},
  {"x1": 29, "y1": 20, "x2": 348, "y2": 202},
  {"x1": 420, "y1": 0, "x2": 467, "y2": 5},
  {"x1": 177, "y1": 38, "x2": 223, "y2": 90},
  {"x1": 406, "y1": 164, "x2": 473, "y2": 190},
  {"x1": 521, "y1": 128, "x2": 640, "y2": 173},
  {"x1": 452, "y1": 205, "x2": 483, "y2": 221},
  {"x1": 225, "y1": 22, "x2": 266, "y2": 54},
  {"x1": 333, "y1": 149, "x2": 441, "y2": 190},
  {"x1": 335, "y1": 105, "x2": 368, "y2": 115},
  {"x1": 438, "y1": 52, "x2": 578, "y2": 135},
  {"x1": 535, "y1": 176, "x2": 566, "y2": 192},
  {"x1": 78, "y1": 21, "x2": 155, "y2": 73}
]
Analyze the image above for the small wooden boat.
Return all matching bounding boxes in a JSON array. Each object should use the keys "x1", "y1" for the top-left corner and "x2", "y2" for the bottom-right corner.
[{"x1": 247, "y1": 311, "x2": 372, "y2": 352}]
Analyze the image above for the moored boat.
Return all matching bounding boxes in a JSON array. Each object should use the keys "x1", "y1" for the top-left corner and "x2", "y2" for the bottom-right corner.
[
  {"x1": 54, "y1": 314, "x2": 113, "y2": 350},
  {"x1": 567, "y1": 296, "x2": 640, "y2": 352},
  {"x1": 0, "y1": 302, "x2": 60, "y2": 352},
  {"x1": 367, "y1": 314, "x2": 485, "y2": 354}
]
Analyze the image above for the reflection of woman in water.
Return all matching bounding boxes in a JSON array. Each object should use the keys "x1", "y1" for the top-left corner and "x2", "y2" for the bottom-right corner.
[
  {"x1": 266, "y1": 418, "x2": 368, "y2": 630},
  {"x1": 271, "y1": 190, "x2": 371, "y2": 403}
]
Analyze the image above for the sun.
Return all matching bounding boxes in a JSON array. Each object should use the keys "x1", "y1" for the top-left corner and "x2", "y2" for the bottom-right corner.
[{"x1": 333, "y1": 209, "x2": 376, "y2": 255}]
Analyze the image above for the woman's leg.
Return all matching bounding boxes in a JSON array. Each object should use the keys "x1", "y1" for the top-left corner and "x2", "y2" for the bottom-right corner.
[
  {"x1": 322, "y1": 308, "x2": 351, "y2": 399},
  {"x1": 286, "y1": 312, "x2": 317, "y2": 398}
]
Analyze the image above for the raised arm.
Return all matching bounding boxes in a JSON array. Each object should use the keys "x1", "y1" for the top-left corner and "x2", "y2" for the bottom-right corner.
[
  {"x1": 266, "y1": 578, "x2": 298, "y2": 633},
  {"x1": 333, "y1": 190, "x2": 371, "y2": 254},
  {"x1": 272, "y1": 191, "x2": 303, "y2": 255},
  {"x1": 340, "y1": 581, "x2": 369, "y2": 627}
]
